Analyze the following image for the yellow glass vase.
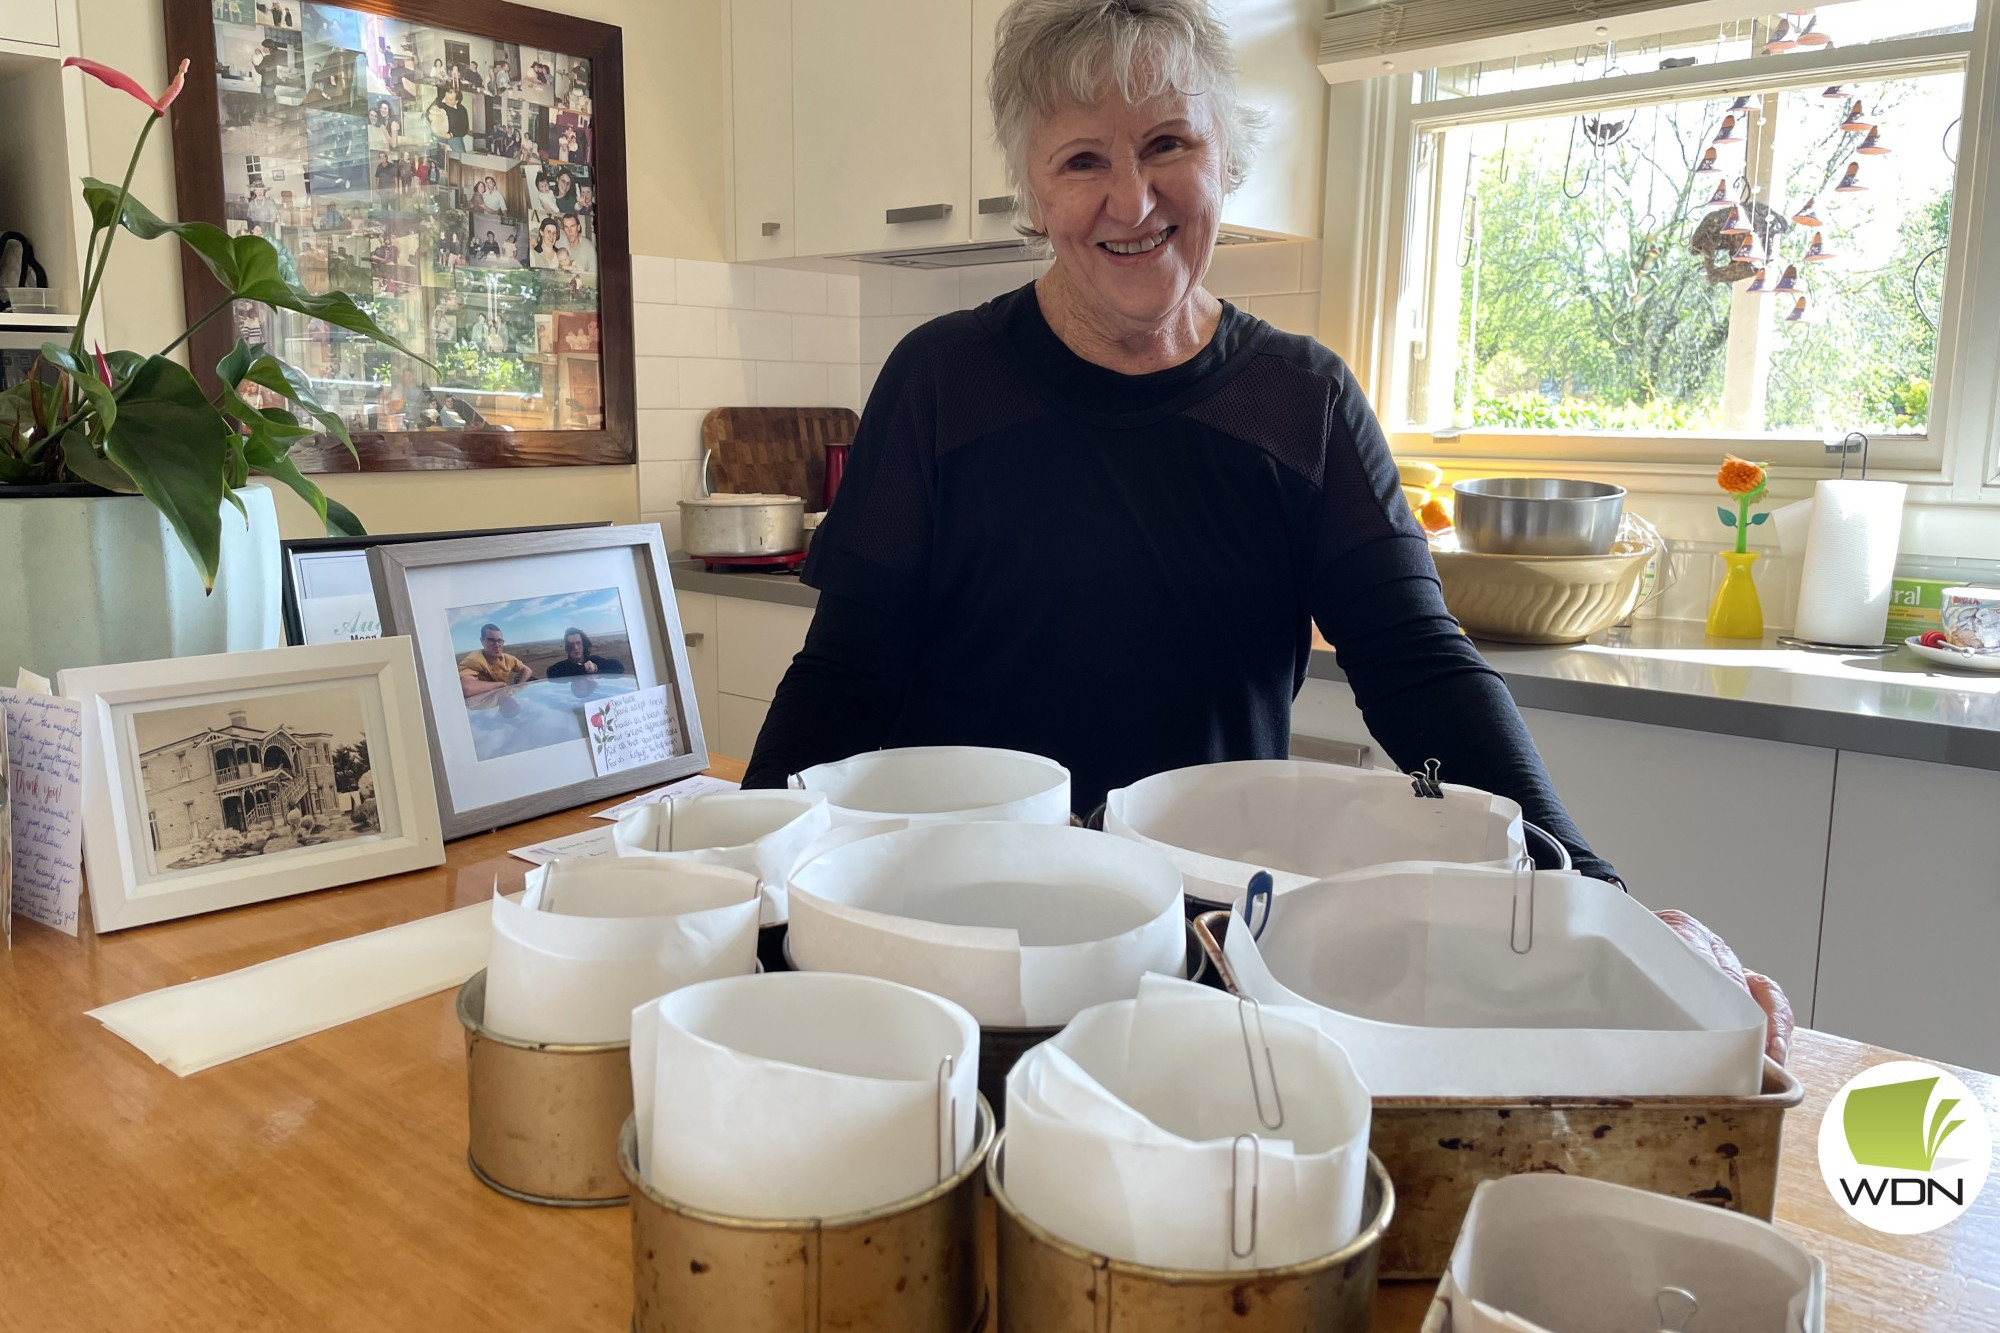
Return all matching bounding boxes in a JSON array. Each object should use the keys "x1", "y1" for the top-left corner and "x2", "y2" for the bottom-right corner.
[{"x1": 1706, "y1": 550, "x2": 1765, "y2": 639}]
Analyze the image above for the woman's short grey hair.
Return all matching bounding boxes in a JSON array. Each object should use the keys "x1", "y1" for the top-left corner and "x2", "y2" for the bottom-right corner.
[{"x1": 988, "y1": 0, "x2": 1265, "y2": 237}]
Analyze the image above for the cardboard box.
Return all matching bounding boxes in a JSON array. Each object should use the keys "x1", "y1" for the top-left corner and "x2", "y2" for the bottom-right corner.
[{"x1": 1886, "y1": 576, "x2": 1956, "y2": 642}]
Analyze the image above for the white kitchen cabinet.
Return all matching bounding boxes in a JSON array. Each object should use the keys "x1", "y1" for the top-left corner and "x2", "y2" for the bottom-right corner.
[
  {"x1": 790, "y1": 0, "x2": 973, "y2": 257},
  {"x1": 1518, "y1": 707, "x2": 1835, "y2": 1019},
  {"x1": 718, "y1": 692, "x2": 774, "y2": 761},
  {"x1": 675, "y1": 591, "x2": 720, "y2": 751},
  {"x1": 715, "y1": 596, "x2": 814, "y2": 702},
  {"x1": 725, "y1": 0, "x2": 1327, "y2": 260},
  {"x1": 968, "y1": 0, "x2": 1017, "y2": 244},
  {"x1": 726, "y1": 0, "x2": 796, "y2": 260},
  {"x1": 1815, "y1": 753, "x2": 2000, "y2": 1072}
]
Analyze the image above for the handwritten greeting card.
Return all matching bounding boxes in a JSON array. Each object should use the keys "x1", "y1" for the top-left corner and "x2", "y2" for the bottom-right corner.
[
  {"x1": 583, "y1": 684, "x2": 680, "y2": 777},
  {"x1": 1, "y1": 685, "x2": 86, "y2": 936}
]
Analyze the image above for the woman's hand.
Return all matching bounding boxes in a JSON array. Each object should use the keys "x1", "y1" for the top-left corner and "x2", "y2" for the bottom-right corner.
[{"x1": 1654, "y1": 908, "x2": 1794, "y2": 1065}]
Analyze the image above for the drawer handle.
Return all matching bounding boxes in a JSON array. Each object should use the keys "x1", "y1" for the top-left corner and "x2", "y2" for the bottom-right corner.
[
  {"x1": 761, "y1": 221, "x2": 781, "y2": 236},
  {"x1": 886, "y1": 203, "x2": 953, "y2": 224},
  {"x1": 977, "y1": 195, "x2": 1015, "y2": 215},
  {"x1": 684, "y1": 631, "x2": 706, "y2": 647}
]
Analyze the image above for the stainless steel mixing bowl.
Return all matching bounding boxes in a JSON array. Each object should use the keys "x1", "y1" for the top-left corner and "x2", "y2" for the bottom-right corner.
[{"x1": 1451, "y1": 478, "x2": 1627, "y2": 556}]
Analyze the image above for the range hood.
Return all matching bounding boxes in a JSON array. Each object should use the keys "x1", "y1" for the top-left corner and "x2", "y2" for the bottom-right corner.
[{"x1": 848, "y1": 230, "x2": 1281, "y2": 268}]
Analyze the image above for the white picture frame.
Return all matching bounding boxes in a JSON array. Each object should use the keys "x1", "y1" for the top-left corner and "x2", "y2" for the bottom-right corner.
[
  {"x1": 368, "y1": 522, "x2": 708, "y2": 838},
  {"x1": 61, "y1": 638, "x2": 446, "y2": 932}
]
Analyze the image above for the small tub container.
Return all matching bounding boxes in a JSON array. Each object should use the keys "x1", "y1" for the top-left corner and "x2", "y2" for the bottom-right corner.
[
  {"x1": 457, "y1": 968, "x2": 633, "y2": 1206},
  {"x1": 989, "y1": 1134, "x2": 1395, "y2": 1332},
  {"x1": 620, "y1": 1099, "x2": 995, "y2": 1333}
]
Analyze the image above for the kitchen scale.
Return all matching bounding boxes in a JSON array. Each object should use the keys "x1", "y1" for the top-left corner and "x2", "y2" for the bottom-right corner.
[{"x1": 700, "y1": 550, "x2": 808, "y2": 574}]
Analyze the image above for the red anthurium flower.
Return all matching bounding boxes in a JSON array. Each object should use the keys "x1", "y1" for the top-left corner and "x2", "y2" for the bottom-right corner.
[
  {"x1": 64, "y1": 56, "x2": 191, "y2": 114},
  {"x1": 92, "y1": 343, "x2": 113, "y2": 385}
]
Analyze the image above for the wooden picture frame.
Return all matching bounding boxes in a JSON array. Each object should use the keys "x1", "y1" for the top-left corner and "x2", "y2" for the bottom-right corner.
[
  {"x1": 367, "y1": 523, "x2": 707, "y2": 838},
  {"x1": 60, "y1": 638, "x2": 447, "y2": 932},
  {"x1": 162, "y1": 0, "x2": 634, "y2": 472},
  {"x1": 279, "y1": 520, "x2": 609, "y2": 645}
]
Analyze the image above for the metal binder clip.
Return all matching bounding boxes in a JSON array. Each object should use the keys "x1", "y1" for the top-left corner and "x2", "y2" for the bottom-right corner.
[
  {"x1": 1654, "y1": 1286, "x2": 1699, "y2": 1332},
  {"x1": 1409, "y1": 758, "x2": 1444, "y2": 799},
  {"x1": 1230, "y1": 1133, "x2": 1261, "y2": 1259},
  {"x1": 1237, "y1": 996, "x2": 1285, "y2": 1130},
  {"x1": 1243, "y1": 871, "x2": 1275, "y2": 942},
  {"x1": 1510, "y1": 857, "x2": 1536, "y2": 955},
  {"x1": 935, "y1": 1054, "x2": 958, "y2": 1183}
]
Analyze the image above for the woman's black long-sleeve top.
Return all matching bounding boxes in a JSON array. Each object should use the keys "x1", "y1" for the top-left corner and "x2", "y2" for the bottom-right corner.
[{"x1": 741, "y1": 284, "x2": 1617, "y2": 883}]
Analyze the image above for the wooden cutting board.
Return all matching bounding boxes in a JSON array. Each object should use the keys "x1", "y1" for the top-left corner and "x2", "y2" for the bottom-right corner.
[{"x1": 700, "y1": 407, "x2": 860, "y2": 511}]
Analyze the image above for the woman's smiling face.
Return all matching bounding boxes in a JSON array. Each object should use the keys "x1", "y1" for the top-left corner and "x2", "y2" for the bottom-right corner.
[{"x1": 1024, "y1": 85, "x2": 1223, "y2": 333}]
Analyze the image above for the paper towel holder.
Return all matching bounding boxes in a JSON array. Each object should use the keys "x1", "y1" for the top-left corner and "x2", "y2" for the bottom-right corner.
[{"x1": 1824, "y1": 429, "x2": 1871, "y2": 479}]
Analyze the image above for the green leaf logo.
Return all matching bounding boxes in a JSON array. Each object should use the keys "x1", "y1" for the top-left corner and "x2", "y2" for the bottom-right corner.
[{"x1": 1844, "y1": 1076, "x2": 1964, "y2": 1171}]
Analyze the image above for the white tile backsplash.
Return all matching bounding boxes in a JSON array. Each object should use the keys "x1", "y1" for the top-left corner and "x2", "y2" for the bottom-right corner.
[
  {"x1": 717, "y1": 308, "x2": 795, "y2": 361},
  {"x1": 633, "y1": 357, "x2": 682, "y2": 410},
  {"x1": 1247, "y1": 291, "x2": 1321, "y2": 338},
  {"x1": 755, "y1": 360, "x2": 831, "y2": 406},
  {"x1": 632, "y1": 254, "x2": 676, "y2": 305},
  {"x1": 753, "y1": 267, "x2": 828, "y2": 315},
  {"x1": 678, "y1": 357, "x2": 757, "y2": 409},
  {"x1": 1207, "y1": 240, "x2": 1309, "y2": 299},
  {"x1": 826, "y1": 273, "x2": 861, "y2": 318},
  {"x1": 829, "y1": 363, "x2": 862, "y2": 413},
  {"x1": 890, "y1": 268, "x2": 962, "y2": 315},
  {"x1": 792, "y1": 312, "x2": 860, "y2": 364},
  {"x1": 635, "y1": 304, "x2": 717, "y2": 359},
  {"x1": 637, "y1": 407, "x2": 709, "y2": 463},
  {"x1": 676, "y1": 257, "x2": 757, "y2": 309}
]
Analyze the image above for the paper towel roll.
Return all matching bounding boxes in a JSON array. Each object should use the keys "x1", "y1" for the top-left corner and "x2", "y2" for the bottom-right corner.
[{"x1": 1792, "y1": 480, "x2": 1905, "y2": 647}]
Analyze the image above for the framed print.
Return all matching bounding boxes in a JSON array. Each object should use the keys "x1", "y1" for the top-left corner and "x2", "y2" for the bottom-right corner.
[
  {"x1": 60, "y1": 638, "x2": 446, "y2": 932},
  {"x1": 280, "y1": 520, "x2": 610, "y2": 645},
  {"x1": 163, "y1": 0, "x2": 634, "y2": 472},
  {"x1": 368, "y1": 523, "x2": 707, "y2": 838}
]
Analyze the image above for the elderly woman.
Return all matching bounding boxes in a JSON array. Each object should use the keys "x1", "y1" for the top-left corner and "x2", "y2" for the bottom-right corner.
[{"x1": 742, "y1": 0, "x2": 1791, "y2": 1057}]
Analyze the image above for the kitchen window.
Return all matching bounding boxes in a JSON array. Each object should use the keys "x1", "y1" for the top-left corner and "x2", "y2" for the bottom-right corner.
[{"x1": 1350, "y1": 1, "x2": 1998, "y2": 476}]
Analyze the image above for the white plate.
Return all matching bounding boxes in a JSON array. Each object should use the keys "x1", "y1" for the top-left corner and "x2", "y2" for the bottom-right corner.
[{"x1": 1904, "y1": 636, "x2": 2000, "y2": 672}]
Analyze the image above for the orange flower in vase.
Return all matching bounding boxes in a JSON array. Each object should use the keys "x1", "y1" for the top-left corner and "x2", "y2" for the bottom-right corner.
[{"x1": 1709, "y1": 456, "x2": 1770, "y2": 638}]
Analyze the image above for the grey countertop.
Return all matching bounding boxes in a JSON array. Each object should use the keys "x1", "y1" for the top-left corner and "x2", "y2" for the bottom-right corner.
[
  {"x1": 671, "y1": 562, "x2": 2000, "y2": 771},
  {"x1": 670, "y1": 558, "x2": 819, "y2": 609},
  {"x1": 1310, "y1": 620, "x2": 2000, "y2": 771}
]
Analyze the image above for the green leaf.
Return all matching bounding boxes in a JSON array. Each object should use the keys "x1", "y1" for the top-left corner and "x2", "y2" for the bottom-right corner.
[
  {"x1": 1717, "y1": 505, "x2": 1737, "y2": 528},
  {"x1": 40, "y1": 342, "x2": 117, "y2": 438},
  {"x1": 57, "y1": 440, "x2": 138, "y2": 493},
  {"x1": 238, "y1": 350, "x2": 358, "y2": 461},
  {"x1": 81, "y1": 178, "x2": 242, "y2": 291},
  {"x1": 324, "y1": 494, "x2": 365, "y2": 537},
  {"x1": 0, "y1": 381, "x2": 39, "y2": 462},
  {"x1": 231, "y1": 238, "x2": 424, "y2": 361},
  {"x1": 1749, "y1": 511, "x2": 1770, "y2": 525},
  {"x1": 100, "y1": 355, "x2": 231, "y2": 590}
]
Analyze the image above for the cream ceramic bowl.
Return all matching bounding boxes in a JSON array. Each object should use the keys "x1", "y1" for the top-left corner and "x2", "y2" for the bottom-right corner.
[{"x1": 1432, "y1": 539, "x2": 1655, "y2": 645}]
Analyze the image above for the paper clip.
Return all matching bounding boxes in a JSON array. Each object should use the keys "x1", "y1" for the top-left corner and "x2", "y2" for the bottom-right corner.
[
  {"x1": 1243, "y1": 871, "x2": 1274, "y2": 942},
  {"x1": 1510, "y1": 857, "x2": 1536, "y2": 955},
  {"x1": 1409, "y1": 758, "x2": 1444, "y2": 799},
  {"x1": 1230, "y1": 1133, "x2": 1261, "y2": 1259},
  {"x1": 935, "y1": 1054, "x2": 958, "y2": 1184},
  {"x1": 1654, "y1": 1286, "x2": 1699, "y2": 1332},
  {"x1": 1237, "y1": 996, "x2": 1285, "y2": 1130}
]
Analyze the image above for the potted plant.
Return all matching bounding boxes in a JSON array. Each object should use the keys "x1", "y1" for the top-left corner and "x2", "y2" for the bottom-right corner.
[{"x1": 0, "y1": 57, "x2": 420, "y2": 681}]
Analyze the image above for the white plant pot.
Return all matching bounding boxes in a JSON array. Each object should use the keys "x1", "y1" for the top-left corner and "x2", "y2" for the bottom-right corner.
[{"x1": 0, "y1": 482, "x2": 283, "y2": 682}]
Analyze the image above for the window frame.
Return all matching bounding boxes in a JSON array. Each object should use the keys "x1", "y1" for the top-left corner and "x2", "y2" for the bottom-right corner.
[{"x1": 1325, "y1": 13, "x2": 2000, "y2": 492}]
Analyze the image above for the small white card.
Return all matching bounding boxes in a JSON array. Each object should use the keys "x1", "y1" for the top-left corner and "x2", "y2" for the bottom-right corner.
[
  {"x1": 584, "y1": 683, "x2": 679, "y2": 777},
  {"x1": 507, "y1": 824, "x2": 617, "y2": 866},
  {"x1": 592, "y1": 773, "x2": 741, "y2": 820},
  {"x1": 297, "y1": 593, "x2": 383, "y2": 644},
  {"x1": 1, "y1": 684, "x2": 86, "y2": 936}
]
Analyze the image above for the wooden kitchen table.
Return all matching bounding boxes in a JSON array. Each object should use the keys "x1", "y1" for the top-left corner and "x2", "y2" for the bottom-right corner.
[{"x1": 3, "y1": 755, "x2": 1996, "y2": 1331}]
